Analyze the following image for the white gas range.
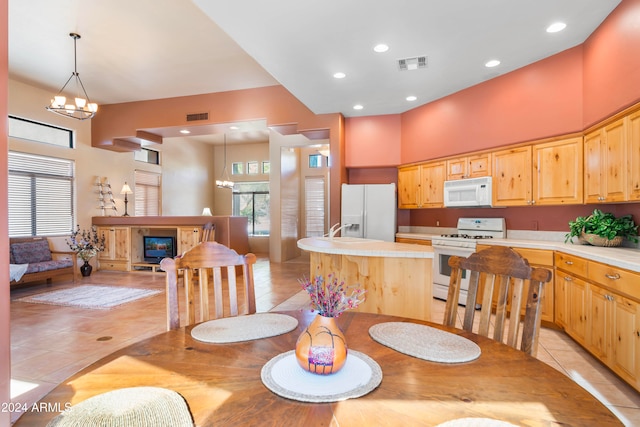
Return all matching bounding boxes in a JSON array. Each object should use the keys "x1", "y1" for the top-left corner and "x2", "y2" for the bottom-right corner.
[{"x1": 431, "y1": 218, "x2": 506, "y2": 306}]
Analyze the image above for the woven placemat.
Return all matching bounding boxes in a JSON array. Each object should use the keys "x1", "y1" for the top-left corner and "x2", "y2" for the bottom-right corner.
[
  {"x1": 261, "y1": 350, "x2": 382, "y2": 403},
  {"x1": 191, "y1": 313, "x2": 298, "y2": 344},
  {"x1": 369, "y1": 322, "x2": 481, "y2": 363},
  {"x1": 46, "y1": 387, "x2": 193, "y2": 427}
]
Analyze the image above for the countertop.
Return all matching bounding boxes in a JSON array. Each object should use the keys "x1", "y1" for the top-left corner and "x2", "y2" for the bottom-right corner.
[
  {"x1": 396, "y1": 232, "x2": 640, "y2": 273},
  {"x1": 297, "y1": 237, "x2": 434, "y2": 259}
]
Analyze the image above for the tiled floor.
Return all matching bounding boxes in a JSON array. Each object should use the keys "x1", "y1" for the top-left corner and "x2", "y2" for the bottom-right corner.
[{"x1": 9, "y1": 255, "x2": 640, "y2": 426}]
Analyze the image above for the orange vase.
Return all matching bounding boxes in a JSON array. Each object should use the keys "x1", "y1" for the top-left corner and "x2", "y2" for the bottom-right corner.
[{"x1": 295, "y1": 314, "x2": 347, "y2": 375}]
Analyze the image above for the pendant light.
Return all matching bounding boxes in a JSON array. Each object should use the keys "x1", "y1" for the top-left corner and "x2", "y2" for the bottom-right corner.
[
  {"x1": 216, "y1": 134, "x2": 234, "y2": 189},
  {"x1": 46, "y1": 33, "x2": 98, "y2": 120}
]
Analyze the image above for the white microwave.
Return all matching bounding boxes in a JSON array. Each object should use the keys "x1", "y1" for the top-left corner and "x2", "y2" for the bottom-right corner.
[{"x1": 443, "y1": 176, "x2": 493, "y2": 207}]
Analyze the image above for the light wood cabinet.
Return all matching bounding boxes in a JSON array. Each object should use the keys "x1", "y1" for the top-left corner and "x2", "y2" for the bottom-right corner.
[
  {"x1": 446, "y1": 153, "x2": 491, "y2": 180},
  {"x1": 532, "y1": 137, "x2": 583, "y2": 205},
  {"x1": 420, "y1": 161, "x2": 446, "y2": 208},
  {"x1": 628, "y1": 109, "x2": 640, "y2": 201},
  {"x1": 97, "y1": 226, "x2": 130, "y2": 271},
  {"x1": 177, "y1": 226, "x2": 202, "y2": 255},
  {"x1": 397, "y1": 161, "x2": 445, "y2": 208},
  {"x1": 492, "y1": 146, "x2": 532, "y2": 206},
  {"x1": 584, "y1": 118, "x2": 628, "y2": 203},
  {"x1": 493, "y1": 138, "x2": 583, "y2": 206},
  {"x1": 395, "y1": 237, "x2": 432, "y2": 246},
  {"x1": 567, "y1": 273, "x2": 589, "y2": 346},
  {"x1": 398, "y1": 165, "x2": 421, "y2": 208},
  {"x1": 611, "y1": 294, "x2": 640, "y2": 386},
  {"x1": 555, "y1": 252, "x2": 640, "y2": 392}
]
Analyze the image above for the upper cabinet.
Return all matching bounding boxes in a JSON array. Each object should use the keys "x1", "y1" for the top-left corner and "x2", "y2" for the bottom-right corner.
[
  {"x1": 584, "y1": 118, "x2": 628, "y2": 204},
  {"x1": 533, "y1": 137, "x2": 583, "y2": 205},
  {"x1": 398, "y1": 165, "x2": 421, "y2": 208},
  {"x1": 446, "y1": 153, "x2": 491, "y2": 180},
  {"x1": 492, "y1": 138, "x2": 583, "y2": 207},
  {"x1": 397, "y1": 161, "x2": 445, "y2": 209},
  {"x1": 492, "y1": 146, "x2": 532, "y2": 206},
  {"x1": 628, "y1": 110, "x2": 640, "y2": 201}
]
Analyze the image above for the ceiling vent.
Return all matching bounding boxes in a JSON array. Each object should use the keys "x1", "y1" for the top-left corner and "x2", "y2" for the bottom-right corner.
[
  {"x1": 398, "y1": 56, "x2": 427, "y2": 71},
  {"x1": 186, "y1": 112, "x2": 209, "y2": 122}
]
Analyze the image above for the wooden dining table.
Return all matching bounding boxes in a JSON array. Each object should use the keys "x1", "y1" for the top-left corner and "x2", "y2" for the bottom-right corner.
[{"x1": 15, "y1": 310, "x2": 621, "y2": 426}]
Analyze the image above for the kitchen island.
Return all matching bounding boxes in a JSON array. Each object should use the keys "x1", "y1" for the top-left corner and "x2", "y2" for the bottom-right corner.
[{"x1": 297, "y1": 237, "x2": 435, "y2": 321}]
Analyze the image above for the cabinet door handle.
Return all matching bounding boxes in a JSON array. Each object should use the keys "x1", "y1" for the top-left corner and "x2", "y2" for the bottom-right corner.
[
  {"x1": 605, "y1": 273, "x2": 621, "y2": 280},
  {"x1": 563, "y1": 276, "x2": 573, "y2": 282},
  {"x1": 565, "y1": 261, "x2": 574, "y2": 265}
]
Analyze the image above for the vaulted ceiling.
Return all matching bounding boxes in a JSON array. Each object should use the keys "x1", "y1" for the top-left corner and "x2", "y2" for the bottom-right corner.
[{"x1": 9, "y1": 0, "x2": 620, "y2": 122}]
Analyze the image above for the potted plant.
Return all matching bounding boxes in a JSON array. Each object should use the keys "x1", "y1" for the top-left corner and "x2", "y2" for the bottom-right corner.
[
  {"x1": 67, "y1": 225, "x2": 106, "y2": 276},
  {"x1": 565, "y1": 209, "x2": 639, "y2": 246}
]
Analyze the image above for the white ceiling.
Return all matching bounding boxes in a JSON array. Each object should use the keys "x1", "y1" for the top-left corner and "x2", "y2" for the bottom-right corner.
[{"x1": 9, "y1": 0, "x2": 621, "y2": 124}]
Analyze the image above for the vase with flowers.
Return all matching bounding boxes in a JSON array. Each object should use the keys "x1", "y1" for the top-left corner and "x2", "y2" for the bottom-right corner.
[
  {"x1": 295, "y1": 272, "x2": 365, "y2": 375},
  {"x1": 67, "y1": 225, "x2": 106, "y2": 277}
]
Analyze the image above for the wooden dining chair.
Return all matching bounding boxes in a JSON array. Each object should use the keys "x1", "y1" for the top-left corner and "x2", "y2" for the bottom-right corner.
[
  {"x1": 200, "y1": 222, "x2": 215, "y2": 242},
  {"x1": 443, "y1": 245, "x2": 552, "y2": 357},
  {"x1": 160, "y1": 241, "x2": 257, "y2": 330}
]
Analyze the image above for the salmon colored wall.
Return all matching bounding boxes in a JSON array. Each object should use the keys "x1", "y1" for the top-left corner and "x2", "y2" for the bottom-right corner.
[
  {"x1": 347, "y1": 1, "x2": 640, "y2": 232},
  {"x1": 401, "y1": 47, "x2": 584, "y2": 163},
  {"x1": 344, "y1": 114, "x2": 401, "y2": 167},
  {"x1": 1, "y1": 0, "x2": 10, "y2": 422},
  {"x1": 583, "y1": 0, "x2": 640, "y2": 127},
  {"x1": 92, "y1": 85, "x2": 346, "y2": 226}
]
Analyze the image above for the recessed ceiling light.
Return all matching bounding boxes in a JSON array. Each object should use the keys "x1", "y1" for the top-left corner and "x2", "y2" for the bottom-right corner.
[
  {"x1": 333, "y1": 72, "x2": 346, "y2": 79},
  {"x1": 179, "y1": 129, "x2": 190, "y2": 134},
  {"x1": 229, "y1": 126, "x2": 239, "y2": 130},
  {"x1": 547, "y1": 22, "x2": 567, "y2": 33},
  {"x1": 485, "y1": 59, "x2": 501, "y2": 68},
  {"x1": 353, "y1": 104, "x2": 364, "y2": 110},
  {"x1": 373, "y1": 44, "x2": 389, "y2": 53},
  {"x1": 406, "y1": 95, "x2": 417, "y2": 102}
]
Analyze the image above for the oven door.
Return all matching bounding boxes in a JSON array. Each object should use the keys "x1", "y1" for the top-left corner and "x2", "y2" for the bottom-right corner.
[{"x1": 432, "y1": 245, "x2": 474, "y2": 307}]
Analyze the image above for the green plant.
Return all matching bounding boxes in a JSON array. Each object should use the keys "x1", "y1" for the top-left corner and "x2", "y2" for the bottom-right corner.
[{"x1": 565, "y1": 209, "x2": 639, "y2": 244}]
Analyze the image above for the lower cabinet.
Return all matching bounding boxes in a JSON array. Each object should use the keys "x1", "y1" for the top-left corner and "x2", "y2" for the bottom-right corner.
[
  {"x1": 97, "y1": 226, "x2": 130, "y2": 271},
  {"x1": 555, "y1": 252, "x2": 640, "y2": 392}
]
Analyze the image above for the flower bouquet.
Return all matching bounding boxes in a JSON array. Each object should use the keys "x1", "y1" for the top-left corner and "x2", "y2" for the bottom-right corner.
[
  {"x1": 295, "y1": 272, "x2": 366, "y2": 375},
  {"x1": 298, "y1": 273, "x2": 366, "y2": 318},
  {"x1": 67, "y1": 225, "x2": 106, "y2": 262}
]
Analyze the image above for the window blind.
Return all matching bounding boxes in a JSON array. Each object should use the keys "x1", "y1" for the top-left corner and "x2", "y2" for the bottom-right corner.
[
  {"x1": 8, "y1": 151, "x2": 74, "y2": 237},
  {"x1": 134, "y1": 170, "x2": 161, "y2": 216},
  {"x1": 305, "y1": 176, "x2": 326, "y2": 237}
]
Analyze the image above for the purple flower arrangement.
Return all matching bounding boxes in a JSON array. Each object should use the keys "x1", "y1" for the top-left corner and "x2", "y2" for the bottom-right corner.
[{"x1": 299, "y1": 273, "x2": 365, "y2": 318}]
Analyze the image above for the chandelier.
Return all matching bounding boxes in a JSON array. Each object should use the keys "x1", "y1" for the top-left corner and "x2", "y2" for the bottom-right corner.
[
  {"x1": 46, "y1": 33, "x2": 98, "y2": 120},
  {"x1": 216, "y1": 134, "x2": 234, "y2": 189}
]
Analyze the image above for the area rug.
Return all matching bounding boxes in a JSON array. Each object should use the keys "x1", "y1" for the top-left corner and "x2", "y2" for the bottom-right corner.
[{"x1": 15, "y1": 285, "x2": 162, "y2": 310}]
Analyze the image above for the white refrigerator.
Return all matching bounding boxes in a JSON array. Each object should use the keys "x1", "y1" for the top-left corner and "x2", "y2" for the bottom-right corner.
[{"x1": 340, "y1": 183, "x2": 397, "y2": 242}]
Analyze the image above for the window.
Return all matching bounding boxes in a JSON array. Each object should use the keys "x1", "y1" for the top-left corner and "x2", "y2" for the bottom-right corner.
[
  {"x1": 8, "y1": 151, "x2": 74, "y2": 237},
  {"x1": 8, "y1": 115, "x2": 73, "y2": 148},
  {"x1": 134, "y1": 170, "x2": 161, "y2": 216},
  {"x1": 232, "y1": 182, "x2": 270, "y2": 236},
  {"x1": 134, "y1": 148, "x2": 160, "y2": 165},
  {"x1": 309, "y1": 154, "x2": 324, "y2": 168},
  {"x1": 232, "y1": 162, "x2": 244, "y2": 175}
]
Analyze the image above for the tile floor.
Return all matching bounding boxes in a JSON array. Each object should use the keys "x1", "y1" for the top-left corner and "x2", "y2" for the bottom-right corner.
[{"x1": 9, "y1": 255, "x2": 640, "y2": 426}]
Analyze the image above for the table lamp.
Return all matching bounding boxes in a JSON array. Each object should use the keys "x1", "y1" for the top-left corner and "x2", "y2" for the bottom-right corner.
[{"x1": 120, "y1": 182, "x2": 133, "y2": 216}]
